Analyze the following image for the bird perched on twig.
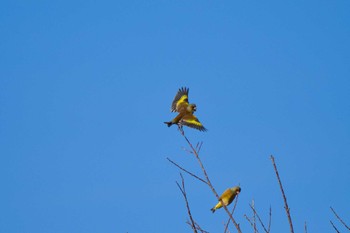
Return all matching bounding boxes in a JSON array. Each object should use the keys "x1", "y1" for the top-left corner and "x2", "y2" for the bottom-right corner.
[
  {"x1": 211, "y1": 186, "x2": 241, "y2": 213},
  {"x1": 164, "y1": 87, "x2": 207, "y2": 132}
]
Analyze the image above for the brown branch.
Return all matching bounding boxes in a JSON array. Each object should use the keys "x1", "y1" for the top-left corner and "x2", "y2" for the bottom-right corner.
[
  {"x1": 330, "y1": 220, "x2": 341, "y2": 233},
  {"x1": 244, "y1": 214, "x2": 260, "y2": 233},
  {"x1": 270, "y1": 155, "x2": 294, "y2": 233},
  {"x1": 167, "y1": 157, "x2": 208, "y2": 185},
  {"x1": 186, "y1": 221, "x2": 209, "y2": 233},
  {"x1": 194, "y1": 222, "x2": 209, "y2": 233},
  {"x1": 249, "y1": 203, "x2": 269, "y2": 233},
  {"x1": 180, "y1": 129, "x2": 242, "y2": 233},
  {"x1": 330, "y1": 206, "x2": 350, "y2": 230},
  {"x1": 176, "y1": 173, "x2": 198, "y2": 233},
  {"x1": 224, "y1": 194, "x2": 240, "y2": 233}
]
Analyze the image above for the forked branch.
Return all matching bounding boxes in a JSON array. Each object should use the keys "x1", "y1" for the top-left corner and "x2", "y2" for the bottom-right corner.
[
  {"x1": 179, "y1": 129, "x2": 242, "y2": 233},
  {"x1": 249, "y1": 203, "x2": 271, "y2": 233}
]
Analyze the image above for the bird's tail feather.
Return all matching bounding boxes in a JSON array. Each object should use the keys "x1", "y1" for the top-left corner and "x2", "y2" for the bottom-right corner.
[{"x1": 164, "y1": 122, "x2": 173, "y2": 127}]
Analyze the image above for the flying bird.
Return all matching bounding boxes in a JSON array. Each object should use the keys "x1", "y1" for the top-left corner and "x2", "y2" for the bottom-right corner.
[
  {"x1": 164, "y1": 87, "x2": 207, "y2": 132},
  {"x1": 211, "y1": 186, "x2": 241, "y2": 213}
]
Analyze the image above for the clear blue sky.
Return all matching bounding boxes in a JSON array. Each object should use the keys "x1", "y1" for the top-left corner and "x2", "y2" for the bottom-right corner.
[{"x1": 1, "y1": 1, "x2": 349, "y2": 232}]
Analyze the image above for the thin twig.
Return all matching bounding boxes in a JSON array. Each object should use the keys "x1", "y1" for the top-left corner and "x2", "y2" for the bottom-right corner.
[
  {"x1": 196, "y1": 222, "x2": 210, "y2": 233},
  {"x1": 252, "y1": 200, "x2": 257, "y2": 233},
  {"x1": 195, "y1": 222, "x2": 209, "y2": 233},
  {"x1": 270, "y1": 155, "x2": 294, "y2": 233},
  {"x1": 330, "y1": 220, "x2": 341, "y2": 233},
  {"x1": 244, "y1": 214, "x2": 260, "y2": 233},
  {"x1": 197, "y1": 142, "x2": 203, "y2": 154},
  {"x1": 222, "y1": 224, "x2": 232, "y2": 233},
  {"x1": 304, "y1": 221, "x2": 307, "y2": 233},
  {"x1": 176, "y1": 173, "x2": 198, "y2": 233},
  {"x1": 224, "y1": 194, "x2": 240, "y2": 233},
  {"x1": 249, "y1": 203, "x2": 269, "y2": 233},
  {"x1": 180, "y1": 130, "x2": 242, "y2": 233},
  {"x1": 182, "y1": 146, "x2": 194, "y2": 154},
  {"x1": 330, "y1": 206, "x2": 350, "y2": 230},
  {"x1": 167, "y1": 157, "x2": 208, "y2": 185},
  {"x1": 267, "y1": 206, "x2": 272, "y2": 233},
  {"x1": 186, "y1": 221, "x2": 209, "y2": 233}
]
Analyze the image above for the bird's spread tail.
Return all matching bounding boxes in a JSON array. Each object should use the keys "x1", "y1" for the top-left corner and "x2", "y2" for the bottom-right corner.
[
  {"x1": 210, "y1": 208, "x2": 216, "y2": 213},
  {"x1": 164, "y1": 122, "x2": 173, "y2": 127}
]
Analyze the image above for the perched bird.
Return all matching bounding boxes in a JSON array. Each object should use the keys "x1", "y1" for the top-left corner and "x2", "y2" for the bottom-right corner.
[
  {"x1": 164, "y1": 87, "x2": 207, "y2": 132},
  {"x1": 211, "y1": 186, "x2": 241, "y2": 213}
]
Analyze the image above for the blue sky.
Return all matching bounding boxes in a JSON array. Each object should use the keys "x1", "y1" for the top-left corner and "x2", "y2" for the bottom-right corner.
[{"x1": 1, "y1": 1, "x2": 349, "y2": 232}]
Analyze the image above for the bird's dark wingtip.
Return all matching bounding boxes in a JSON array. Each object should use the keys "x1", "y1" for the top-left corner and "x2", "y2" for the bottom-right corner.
[
  {"x1": 179, "y1": 87, "x2": 189, "y2": 95},
  {"x1": 164, "y1": 122, "x2": 172, "y2": 127}
]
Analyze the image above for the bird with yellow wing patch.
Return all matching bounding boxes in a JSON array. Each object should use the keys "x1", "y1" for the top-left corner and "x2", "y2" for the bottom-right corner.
[
  {"x1": 211, "y1": 186, "x2": 241, "y2": 213},
  {"x1": 164, "y1": 87, "x2": 207, "y2": 132}
]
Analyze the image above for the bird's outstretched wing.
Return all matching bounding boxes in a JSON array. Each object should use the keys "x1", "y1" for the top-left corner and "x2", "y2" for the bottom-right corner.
[
  {"x1": 180, "y1": 114, "x2": 207, "y2": 132},
  {"x1": 171, "y1": 87, "x2": 189, "y2": 112}
]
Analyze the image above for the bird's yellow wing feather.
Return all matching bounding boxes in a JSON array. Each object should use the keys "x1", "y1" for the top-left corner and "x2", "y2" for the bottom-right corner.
[
  {"x1": 171, "y1": 87, "x2": 189, "y2": 112},
  {"x1": 180, "y1": 114, "x2": 207, "y2": 132},
  {"x1": 220, "y1": 189, "x2": 235, "y2": 205}
]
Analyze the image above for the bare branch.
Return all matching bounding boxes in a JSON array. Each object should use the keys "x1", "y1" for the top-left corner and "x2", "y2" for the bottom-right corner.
[
  {"x1": 181, "y1": 146, "x2": 194, "y2": 154},
  {"x1": 244, "y1": 214, "x2": 260, "y2": 233},
  {"x1": 252, "y1": 200, "x2": 257, "y2": 233},
  {"x1": 330, "y1": 206, "x2": 350, "y2": 230},
  {"x1": 249, "y1": 203, "x2": 269, "y2": 233},
  {"x1": 197, "y1": 142, "x2": 203, "y2": 154},
  {"x1": 176, "y1": 173, "x2": 198, "y2": 233},
  {"x1": 186, "y1": 221, "x2": 209, "y2": 233},
  {"x1": 304, "y1": 221, "x2": 307, "y2": 233},
  {"x1": 270, "y1": 155, "x2": 294, "y2": 233},
  {"x1": 167, "y1": 157, "x2": 208, "y2": 185},
  {"x1": 195, "y1": 222, "x2": 209, "y2": 233},
  {"x1": 330, "y1": 220, "x2": 341, "y2": 233},
  {"x1": 267, "y1": 206, "x2": 272, "y2": 233},
  {"x1": 224, "y1": 194, "x2": 240, "y2": 233},
  {"x1": 180, "y1": 130, "x2": 242, "y2": 233}
]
